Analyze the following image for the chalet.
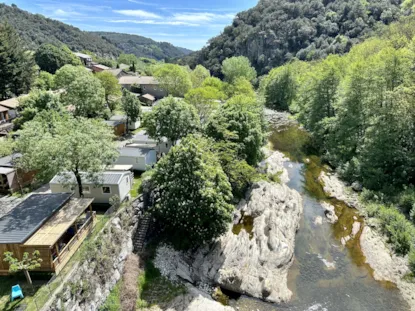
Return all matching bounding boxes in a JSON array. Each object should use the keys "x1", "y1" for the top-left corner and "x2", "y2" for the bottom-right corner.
[
  {"x1": 131, "y1": 130, "x2": 172, "y2": 155},
  {"x1": 0, "y1": 154, "x2": 35, "y2": 194},
  {"x1": 0, "y1": 193, "x2": 96, "y2": 275},
  {"x1": 74, "y1": 52, "x2": 92, "y2": 67},
  {"x1": 0, "y1": 97, "x2": 21, "y2": 120},
  {"x1": 140, "y1": 94, "x2": 156, "y2": 106},
  {"x1": 50, "y1": 171, "x2": 132, "y2": 204},
  {"x1": 91, "y1": 64, "x2": 110, "y2": 73},
  {"x1": 0, "y1": 105, "x2": 9, "y2": 124},
  {"x1": 110, "y1": 115, "x2": 140, "y2": 131},
  {"x1": 103, "y1": 119, "x2": 126, "y2": 137},
  {"x1": 115, "y1": 145, "x2": 157, "y2": 171},
  {"x1": 119, "y1": 76, "x2": 167, "y2": 99}
]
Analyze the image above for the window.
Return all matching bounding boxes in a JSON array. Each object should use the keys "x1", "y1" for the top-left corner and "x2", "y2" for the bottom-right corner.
[
  {"x1": 102, "y1": 186, "x2": 111, "y2": 194},
  {"x1": 83, "y1": 186, "x2": 91, "y2": 194},
  {"x1": 126, "y1": 177, "x2": 129, "y2": 185}
]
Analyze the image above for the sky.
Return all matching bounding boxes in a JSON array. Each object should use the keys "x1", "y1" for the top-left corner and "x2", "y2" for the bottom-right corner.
[{"x1": 4, "y1": 0, "x2": 258, "y2": 50}]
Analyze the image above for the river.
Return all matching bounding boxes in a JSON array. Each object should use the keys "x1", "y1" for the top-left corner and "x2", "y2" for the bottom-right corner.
[{"x1": 229, "y1": 123, "x2": 409, "y2": 311}]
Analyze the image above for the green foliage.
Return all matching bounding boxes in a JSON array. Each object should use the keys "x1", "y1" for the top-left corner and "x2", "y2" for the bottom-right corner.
[
  {"x1": 409, "y1": 250, "x2": 415, "y2": 274},
  {"x1": 96, "y1": 71, "x2": 122, "y2": 111},
  {"x1": 13, "y1": 89, "x2": 63, "y2": 129},
  {"x1": 35, "y1": 43, "x2": 81, "y2": 74},
  {"x1": 221, "y1": 56, "x2": 257, "y2": 83},
  {"x1": 143, "y1": 96, "x2": 200, "y2": 144},
  {"x1": 0, "y1": 137, "x2": 14, "y2": 157},
  {"x1": 154, "y1": 64, "x2": 192, "y2": 97},
  {"x1": 191, "y1": 65, "x2": 211, "y2": 88},
  {"x1": 399, "y1": 187, "x2": 415, "y2": 215},
  {"x1": 0, "y1": 22, "x2": 36, "y2": 99},
  {"x1": 63, "y1": 74, "x2": 106, "y2": 118},
  {"x1": 3, "y1": 251, "x2": 42, "y2": 273},
  {"x1": 54, "y1": 64, "x2": 90, "y2": 89},
  {"x1": 121, "y1": 89, "x2": 142, "y2": 130},
  {"x1": 225, "y1": 77, "x2": 255, "y2": 98},
  {"x1": 205, "y1": 95, "x2": 265, "y2": 165},
  {"x1": 33, "y1": 71, "x2": 54, "y2": 90},
  {"x1": 150, "y1": 135, "x2": 234, "y2": 248},
  {"x1": 16, "y1": 112, "x2": 118, "y2": 193},
  {"x1": 180, "y1": 0, "x2": 404, "y2": 76},
  {"x1": 184, "y1": 86, "x2": 225, "y2": 122}
]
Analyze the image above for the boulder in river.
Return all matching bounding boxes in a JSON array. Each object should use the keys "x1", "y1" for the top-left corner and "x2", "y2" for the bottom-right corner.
[{"x1": 321, "y1": 202, "x2": 338, "y2": 224}]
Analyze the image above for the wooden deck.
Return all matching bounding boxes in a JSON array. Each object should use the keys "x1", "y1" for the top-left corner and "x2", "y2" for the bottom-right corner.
[{"x1": 53, "y1": 214, "x2": 96, "y2": 274}]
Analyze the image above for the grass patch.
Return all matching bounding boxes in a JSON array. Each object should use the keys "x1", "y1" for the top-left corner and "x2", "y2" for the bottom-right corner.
[
  {"x1": 99, "y1": 280, "x2": 122, "y2": 311},
  {"x1": 130, "y1": 173, "x2": 143, "y2": 198}
]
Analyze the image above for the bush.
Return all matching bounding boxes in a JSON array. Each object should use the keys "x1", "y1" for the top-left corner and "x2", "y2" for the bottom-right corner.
[
  {"x1": 409, "y1": 250, "x2": 415, "y2": 274},
  {"x1": 398, "y1": 188, "x2": 415, "y2": 215}
]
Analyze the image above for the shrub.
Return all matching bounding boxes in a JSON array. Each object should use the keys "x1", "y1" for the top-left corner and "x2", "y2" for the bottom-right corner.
[
  {"x1": 120, "y1": 254, "x2": 140, "y2": 311},
  {"x1": 398, "y1": 188, "x2": 415, "y2": 215},
  {"x1": 109, "y1": 195, "x2": 121, "y2": 209},
  {"x1": 409, "y1": 250, "x2": 415, "y2": 274}
]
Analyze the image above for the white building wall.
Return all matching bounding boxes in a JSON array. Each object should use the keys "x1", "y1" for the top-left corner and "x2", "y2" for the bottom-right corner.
[{"x1": 50, "y1": 183, "x2": 124, "y2": 204}]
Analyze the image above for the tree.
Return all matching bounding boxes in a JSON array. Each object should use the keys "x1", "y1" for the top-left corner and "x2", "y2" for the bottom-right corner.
[
  {"x1": 150, "y1": 135, "x2": 234, "y2": 248},
  {"x1": 221, "y1": 56, "x2": 257, "y2": 83},
  {"x1": 33, "y1": 71, "x2": 55, "y2": 90},
  {"x1": 225, "y1": 77, "x2": 255, "y2": 98},
  {"x1": 96, "y1": 71, "x2": 122, "y2": 112},
  {"x1": 63, "y1": 74, "x2": 106, "y2": 118},
  {"x1": 13, "y1": 89, "x2": 64, "y2": 129},
  {"x1": 121, "y1": 90, "x2": 142, "y2": 133},
  {"x1": 54, "y1": 65, "x2": 91, "y2": 89},
  {"x1": 0, "y1": 137, "x2": 14, "y2": 157},
  {"x1": 143, "y1": 96, "x2": 200, "y2": 144},
  {"x1": 35, "y1": 43, "x2": 81, "y2": 74},
  {"x1": 202, "y1": 77, "x2": 226, "y2": 92},
  {"x1": 205, "y1": 95, "x2": 265, "y2": 165},
  {"x1": 130, "y1": 61, "x2": 136, "y2": 72},
  {"x1": 263, "y1": 66, "x2": 296, "y2": 111},
  {"x1": 0, "y1": 23, "x2": 36, "y2": 99},
  {"x1": 184, "y1": 86, "x2": 225, "y2": 123},
  {"x1": 154, "y1": 64, "x2": 192, "y2": 97},
  {"x1": 16, "y1": 112, "x2": 118, "y2": 196},
  {"x1": 3, "y1": 251, "x2": 42, "y2": 285},
  {"x1": 191, "y1": 65, "x2": 211, "y2": 88}
]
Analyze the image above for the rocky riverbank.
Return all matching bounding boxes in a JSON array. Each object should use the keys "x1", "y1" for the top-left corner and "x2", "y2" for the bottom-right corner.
[{"x1": 154, "y1": 149, "x2": 303, "y2": 304}]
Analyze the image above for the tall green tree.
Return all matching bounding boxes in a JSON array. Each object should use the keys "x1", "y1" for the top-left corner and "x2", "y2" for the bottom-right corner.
[
  {"x1": 96, "y1": 71, "x2": 122, "y2": 112},
  {"x1": 54, "y1": 65, "x2": 90, "y2": 89},
  {"x1": 143, "y1": 96, "x2": 200, "y2": 144},
  {"x1": 184, "y1": 86, "x2": 225, "y2": 123},
  {"x1": 33, "y1": 71, "x2": 55, "y2": 90},
  {"x1": 63, "y1": 74, "x2": 106, "y2": 118},
  {"x1": 154, "y1": 64, "x2": 192, "y2": 97},
  {"x1": 34, "y1": 43, "x2": 81, "y2": 74},
  {"x1": 121, "y1": 90, "x2": 142, "y2": 132},
  {"x1": 191, "y1": 65, "x2": 211, "y2": 88},
  {"x1": 0, "y1": 23, "x2": 36, "y2": 99},
  {"x1": 206, "y1": 95, "x2": 265, "y2": 165},
  {"x1": 221, "y1": 56, "x2": 257, "y2": 83},
  {"x1": 150, "y1": 135, "x2": 234, "y2": 248},
  {"x1": 16, "y1": 111, "x2": 118, "y2": 196},
  {"x1": 263, "y1": 65, "x2": 297, "y2": 111}
]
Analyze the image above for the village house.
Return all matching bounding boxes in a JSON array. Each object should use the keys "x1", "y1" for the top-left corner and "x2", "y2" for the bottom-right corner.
[
  {"x1": 103, "y1": 119, "x2": 127, "y2": 137},
  {"x1": 109, "y1": 115, "x2": 141, "y2": 131},
  {"x1": 104, "y1": 68, "x2": 129, "y2": 79},
  {"x1": 91, "y1": 63, "x2": 110, "y2": 73},
  {"x1": 131, "y1": 130, "x2": 172, "y2": 155},
  {"x1": 49, "y1": 171, "x2": 132, "y2": 204},
  {"x1": 0, "y1": 193, "x2": 96, "y2": 275},
  {"x1": 0, "y1": 154, "x2": 35, "y2": 194},
  {"x1": 115, "y1": 145, "x2": 157, "y2": 171},
  {"x1": 140, "y1": 93, "x2": 156, "y2": 106},
  {"x1": 0, "y1": 105, "x2": 9, "y2": 124},
  {"x1": 74, "y1": 52, "x2": 93, "y2": 67},
  {"x1": 0, "y1": 97, "x2": 20, "y2": 120},
  {"x1": 119, "y1": 76, "x2": 167, "y2": 99}
]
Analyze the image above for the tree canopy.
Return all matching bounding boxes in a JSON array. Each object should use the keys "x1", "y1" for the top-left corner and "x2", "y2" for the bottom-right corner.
[
  {"x1": 150, "y1": 134, "x2": 234, "y2": 248},
  {"x1": 122, "y1": 90, "x2": 142, "y2": 132},
  {"x1": 16, "y1": 112, "x2": 118, "y2": 196},
  {"x1": 154, "y1": 64, "x2": 192, "y2": 97},
  {"x1": 34, "y1": 43, "x2": 81, "y2": 74},
  {"x1": 96, "y1": 71, "x2": 122, "y2": 112},
  {"x1": 221, "y1": 56, "x2": 257, "y2": 83},
  {"x1": 184, "y1": 86, "x2": 225, "y2": 123},
  {"x1": 190, "y1": 65, "x2": 211, "y2": 88},
  {"x1": 54, "y1": 65, "x2": 90, "y2": 89},
  {"x1": 143, "y1": 96, "x2": 200, "y2": 144}
]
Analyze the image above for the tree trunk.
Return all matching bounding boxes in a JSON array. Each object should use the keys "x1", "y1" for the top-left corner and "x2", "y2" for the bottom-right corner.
[
  {"x1": 74, "y1": 169, "x2": 83, "y2": 198},
  {"x1": 23, "y1": 269, "x2": 32, "y2": 286}
]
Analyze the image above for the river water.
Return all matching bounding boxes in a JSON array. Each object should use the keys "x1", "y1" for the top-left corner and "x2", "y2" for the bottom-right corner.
[{"x1": 229, "y1": 124, "x2": 408, "y2": 311}]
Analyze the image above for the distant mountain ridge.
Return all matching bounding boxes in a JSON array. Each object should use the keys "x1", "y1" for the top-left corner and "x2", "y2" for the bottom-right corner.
[
  {"x1": 0, "y1": 3, "x2": 191, "y2": 60},
  {"x1": 179, "y1": 0, "x2": 406, "y2": 76}
]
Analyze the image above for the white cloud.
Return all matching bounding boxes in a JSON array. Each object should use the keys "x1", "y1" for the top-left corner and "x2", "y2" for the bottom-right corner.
[
  {"x1": 52, "y1": 8, "x2": 82, "y2": 17},
  {"x1": 108, "y1": 19, "x2": 199, "y2": 26},
  {"x1": 113, "y1": 9, "x2": 161, "y2": 19},
  {"x1": 172, "y1": 13, "x2": 235, "y2": 22},
  {"x1": 128, "y1": 0, "x2": 157, "y2": 6}
]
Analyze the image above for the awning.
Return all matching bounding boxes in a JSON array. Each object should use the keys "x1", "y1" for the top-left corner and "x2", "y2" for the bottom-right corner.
[{"x1": 23, "y1": 198, "x2": 94, "y2": 247}]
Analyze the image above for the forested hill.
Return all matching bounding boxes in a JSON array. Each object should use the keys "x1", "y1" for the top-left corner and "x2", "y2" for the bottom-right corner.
[
  {"x1": 0, "y1": 3, "x2": 191, "y2": 60},
  {"x1": 90, "y1": 32, "x2": 193, "y2": 61},
  {"x1": 180, "y1": 0, "x2": 406, "y2": 76}
]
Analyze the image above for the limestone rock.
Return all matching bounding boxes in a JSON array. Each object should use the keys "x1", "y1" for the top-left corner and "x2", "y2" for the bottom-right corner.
[
  {"x1": 318, "y1": 172, "x2": 360, "y2": 209},
  {"x1": 314, "y1": 216, "x2": 323, "y2": 226},
  {"x1": 321, "y1": 202, "x2": 338, "y2": 224},
  {"x1": 351, "y1": 221, "x2": 361, "y2": 237},
  {"x1": 261, "y1": 149, "x2": 289, "y2": 184},
  {"x1": 351, "y1": 181, "x2": 363, "y2": 192}
]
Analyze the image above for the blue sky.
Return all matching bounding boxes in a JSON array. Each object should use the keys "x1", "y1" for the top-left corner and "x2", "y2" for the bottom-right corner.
[{"x1": 4, "y1": 0, "x2": 258, "y2": 50}]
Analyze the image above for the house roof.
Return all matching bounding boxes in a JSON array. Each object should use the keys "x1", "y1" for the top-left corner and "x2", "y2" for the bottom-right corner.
[
  {"x1": 0, "y1": 154, "x2": 21, "y2": 168},
  {"x1": 141, "y1": 94, "x2": 155, "y2": 101},
  {"x1": 50, "y1": 171, "x2": 129, "y2": 186},
  {"x1": 103, "y1": 120, "x2": 125, "y2": 127},
  {"x1": 0, "y1": 105, "x2": 9, "y2": 113},
  {"x1": 105, "y1": 69, "x2": 125, "y2": 77},
  {"x1": 0, "y1": 193, "x2": 72, "y2": 244},
  {"x1": 74, "y1": 52, "x2": 92, "y2": 59},
  {"x1": 110, "y1": 115, "x2": 127, "y2": 122},
  {"x1": 107, "y1": 165, "x2": 133, "y2": 171},
  {"x1": 93, "y1": 64, "x2": 110, "y2": 70},
  {"x1": 0, "y1": 98, "x2": 20, "y2": 109},
  {"x1": 119, "y1": 146, "x2": 154, "y2": 157},
  {"x1": 119, "y1": 76, "x2": 159, "y2": 85},
  {"x1": 23, "y1": 198, "x2": 94, "y2": 246}
]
